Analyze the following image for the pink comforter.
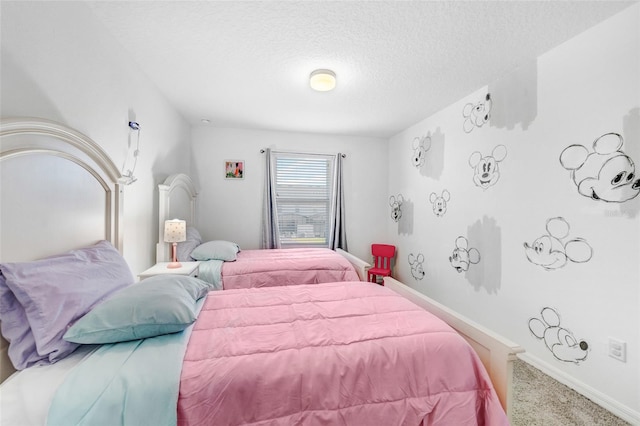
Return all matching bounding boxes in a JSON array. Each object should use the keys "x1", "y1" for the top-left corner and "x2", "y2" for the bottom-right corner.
[
  {"x1": 221, "y1": 248, "x2": 360, "y2": 289},
  {"x1": 178, "y1": 282, "x2": 508, "y2": 425}
]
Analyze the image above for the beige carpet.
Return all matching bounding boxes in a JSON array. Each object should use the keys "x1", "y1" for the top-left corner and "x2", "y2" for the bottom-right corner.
[{"x1": 512, "y1": 359, "x2": 630, "y2": 426}]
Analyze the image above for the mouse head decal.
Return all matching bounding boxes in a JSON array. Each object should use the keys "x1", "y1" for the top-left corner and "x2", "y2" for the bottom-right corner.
[
  {"x1": 411, "y1": 136, "x2": 431, "y2": 168},
  {"x1": 469, "y1": 145, "x2": 507, "y2": 190},
  {"x1": 408, "y1": 253, "x2": 425, "y2": 280},
  {"x1": 389, "y1": 194, "x2": 404, "y2": 222},
  {"x1": 462, "y1": 93, "x2": 492, "y2": 133},
  {"x1": 449, "y1": 236, "x2": 480, "y2": 273},
  {"x1": 560, "y1": 132, "x2": 639, "y2": 203},
  {"x1": 524, "y1": 217, "x2": 592, "y2": 271},
  {"x1": 429, "y1": 190, "x2": 450, "y2": 217},
  {"x1": 529, "y1": 307, "x2": 589, "y2": 364}
]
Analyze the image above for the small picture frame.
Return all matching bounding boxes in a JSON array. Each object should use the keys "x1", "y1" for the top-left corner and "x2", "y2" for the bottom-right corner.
[{"x1": 225, "y1": 160, "x2": 244, "y2": 180}]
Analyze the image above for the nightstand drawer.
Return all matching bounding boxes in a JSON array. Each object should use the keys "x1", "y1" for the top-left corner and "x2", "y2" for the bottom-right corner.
[{"x1": 138, "y1": 261, "x2": 200, "y2": 280}]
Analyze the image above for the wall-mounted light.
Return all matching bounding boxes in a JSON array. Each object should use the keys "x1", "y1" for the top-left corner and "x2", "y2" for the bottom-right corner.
[
  {"x1": 121, "y1": 121, "x2": 141, "y2": 185},
  {"x1": 309, "y1": 69, "x2": 336, "y2": 92}
]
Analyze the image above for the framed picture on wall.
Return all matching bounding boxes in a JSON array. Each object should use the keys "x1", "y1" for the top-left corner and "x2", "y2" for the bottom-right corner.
[{"x1": 225, "y1": 160, "x2": 244, "y2": 180}]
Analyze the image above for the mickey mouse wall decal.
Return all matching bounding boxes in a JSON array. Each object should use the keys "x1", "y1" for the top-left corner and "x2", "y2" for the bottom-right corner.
[
  {"x1": 559, "y1": 132, "x2": 640, "y2": 203},
  {"x1": 524, "y1": 217, "x2": 593, "y2": 270},
  {"x1": 429, "y1": 190, "x2": 450, "y2": 217},
  {"x1": 528, "y1": 307, "x2": 589, "y2": 364},
  {"x1": 462, "y1": 93, "x2": 492, "y2": 133},
  {"x1": 389, "y1": 194, "x2": 404, "y2": 222},
  {"x1": 408, "y1": 253, "x2": 425, "y2": 280},
  {"x1": 469, "y1": 145, "x2": 507, "y2": 190},
  {"x1": 449, "y1": 236, "x2": 480, "y2": 273},
  {"x1": 411, "y1": 136, "x2": 431, "y2": 168}
]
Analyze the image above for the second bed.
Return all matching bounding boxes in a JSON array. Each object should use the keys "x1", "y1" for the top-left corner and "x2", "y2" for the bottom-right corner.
[{"x1": 156, "y1": 173, "x2": 364, "y2": 289}]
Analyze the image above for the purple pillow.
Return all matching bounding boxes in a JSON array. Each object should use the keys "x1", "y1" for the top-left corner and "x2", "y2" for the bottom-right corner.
[
  {"x1": 0, "y1": 240, "x2": 134, "y2": 369},
  {"x1": 177, "y1": 227, "x2": 202, "y2": 262},
  {"x1": 0, "y1": 274, "x2": 42, "y2": 369}
]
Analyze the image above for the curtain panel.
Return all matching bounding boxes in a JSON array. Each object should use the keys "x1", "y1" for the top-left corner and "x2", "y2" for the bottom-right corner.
[{"x1": 261, "y1": 148, "x2": 281, "y2": 249}]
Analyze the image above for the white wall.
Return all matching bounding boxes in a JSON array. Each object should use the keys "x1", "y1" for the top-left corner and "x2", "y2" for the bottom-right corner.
[
  {"x1": 386, "y1": 4, "x2": 639, "y2": 422},
  {"x1": 0, "y1": 2, "x2": 191, "y2": 276},
  {"x1": 190, "y1": 126, "x2": 388, "y2": 262}
]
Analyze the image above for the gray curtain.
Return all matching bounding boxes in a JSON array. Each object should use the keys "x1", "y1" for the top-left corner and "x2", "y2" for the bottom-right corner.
[
  {"x1": 329, "y1": 153, "x2": 348, "y2": 251},
  {"x1": 260, "y1": 148, "x2": 280, "y2": 249}
]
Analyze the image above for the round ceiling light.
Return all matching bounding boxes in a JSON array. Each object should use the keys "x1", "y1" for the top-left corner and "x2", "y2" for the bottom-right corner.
[{"x1": 309, "y1": 69, "x2": 336, "y2": 92}]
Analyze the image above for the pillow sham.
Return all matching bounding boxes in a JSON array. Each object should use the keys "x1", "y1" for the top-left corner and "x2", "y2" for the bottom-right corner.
[
  {"x1": 0, "y1": 274, "x2": 41, "y2": 369},
  {"x1": 0, "y1": 240, "x2": 134, "y2": 368},
  {"x1": 190, "y1": 240, "x2": 240, "y2": 262},
  {"x1": 64, "y1": 275, "x2": 210, "y2": 344},
  {"x1": 177, "y1": 227, "x2": 202, "y2": 262}
]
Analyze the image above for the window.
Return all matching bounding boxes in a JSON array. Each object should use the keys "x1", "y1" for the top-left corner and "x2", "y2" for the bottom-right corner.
[{"x1": 272, "y1": 152, "x2": 336, "y2": 247}]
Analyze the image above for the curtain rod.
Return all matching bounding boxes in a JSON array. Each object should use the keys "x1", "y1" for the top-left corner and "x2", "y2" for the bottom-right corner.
[{"x1": 260, "y1": 149, "x2": 346, "y2": 158}]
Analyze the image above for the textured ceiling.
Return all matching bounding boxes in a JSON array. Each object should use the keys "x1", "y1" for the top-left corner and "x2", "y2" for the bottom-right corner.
[{"x1": 85, "y1": 1, "x2": 634, "y2": 138}]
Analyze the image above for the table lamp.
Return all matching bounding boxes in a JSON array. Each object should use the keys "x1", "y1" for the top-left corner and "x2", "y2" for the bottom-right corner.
[{"x1": 164, "y1": 219, "x2": 186, "y2": 269}]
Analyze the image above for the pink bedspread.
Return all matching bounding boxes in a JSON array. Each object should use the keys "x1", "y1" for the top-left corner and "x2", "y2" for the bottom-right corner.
[
  {"x1": 221, "y1": 248, "x2": 360, "y2": 289},
  {"x1": 178, "y1": 282, "x2": 508, "y2": 425}
]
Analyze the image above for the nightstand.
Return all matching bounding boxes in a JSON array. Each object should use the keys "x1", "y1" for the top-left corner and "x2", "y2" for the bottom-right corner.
[{"x1": 138, "y1": 261, "x2": 201, "y2": 280}]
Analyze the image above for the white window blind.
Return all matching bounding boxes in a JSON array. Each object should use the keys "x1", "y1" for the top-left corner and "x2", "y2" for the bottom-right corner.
[{"x1": 272, "y1": 152, "x2": 336, "y2": 247}]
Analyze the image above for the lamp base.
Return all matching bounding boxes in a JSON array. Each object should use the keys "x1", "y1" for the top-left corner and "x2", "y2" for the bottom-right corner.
[{"x1": 166, "y1": 242, "x2": 182, "y2": 269}]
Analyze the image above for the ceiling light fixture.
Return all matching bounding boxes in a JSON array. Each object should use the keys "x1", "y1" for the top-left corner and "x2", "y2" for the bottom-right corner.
[{"x1": 309, "y1": 69, "x2": 336, "y2": 92}]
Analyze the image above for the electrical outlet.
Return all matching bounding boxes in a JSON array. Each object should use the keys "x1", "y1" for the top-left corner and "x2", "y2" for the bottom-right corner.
[{"x1": 608, "y1": 337, "x2": 626, "y2": 362}]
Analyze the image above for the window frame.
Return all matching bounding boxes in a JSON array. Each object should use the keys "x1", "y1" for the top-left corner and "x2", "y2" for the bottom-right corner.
[{"x1": 270, "y1": 151, "x2": 337, "y2": 248}]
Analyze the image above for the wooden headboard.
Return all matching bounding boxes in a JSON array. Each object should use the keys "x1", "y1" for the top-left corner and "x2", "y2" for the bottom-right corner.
[
  {"x1": 0, "y1": 117, "x2": 124, "y2": 382},
  {"x1": 156, "y1": 173, "x2": 198, "y2": 263}
]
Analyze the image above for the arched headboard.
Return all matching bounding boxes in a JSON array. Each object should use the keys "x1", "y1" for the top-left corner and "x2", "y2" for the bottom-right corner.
[
  {"x1": 156, "y1": 173, "x2": 198, "y2": 263},
  {"x1": 0, "y1": 117, "x2": 124, "y2": 381}
]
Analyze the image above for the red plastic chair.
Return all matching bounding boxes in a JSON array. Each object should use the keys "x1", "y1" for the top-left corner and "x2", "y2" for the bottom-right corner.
[{"x1": 367, "y1": 244, "x2": 396, "y2": 285}]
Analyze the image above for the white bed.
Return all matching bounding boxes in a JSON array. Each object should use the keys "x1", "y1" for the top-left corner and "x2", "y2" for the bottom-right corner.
[
  {"x1": 0, "y1": 117, "x2": 523, "y2": 423},
  {"x1": 156, "y1": 172, "x2": 524, "y2": 419},
  {"x1": 156, "y1": 173, "x2": 369, "y2": 284}
]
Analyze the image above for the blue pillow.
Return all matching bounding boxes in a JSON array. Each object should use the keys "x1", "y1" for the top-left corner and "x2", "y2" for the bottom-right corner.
[
  {"x1": 63, "y1": 275, "x2": 210, "y2": 344},
  {"x1": 190, "y1": 240, "x2": 240, "y2": 261}
]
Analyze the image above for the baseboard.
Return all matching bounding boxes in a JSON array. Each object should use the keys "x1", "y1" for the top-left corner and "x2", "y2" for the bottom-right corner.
[{"x1": 518, "y1": 353, "x2": 640, "y2": 425}]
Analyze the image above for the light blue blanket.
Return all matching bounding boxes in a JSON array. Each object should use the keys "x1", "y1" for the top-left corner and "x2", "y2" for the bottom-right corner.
[
  {"x1": 196, "y1": 259, "x2": 223, "y2": 290},
  {"x1": 46, "y1": 299, "x2": 204, "y2": 426}
]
